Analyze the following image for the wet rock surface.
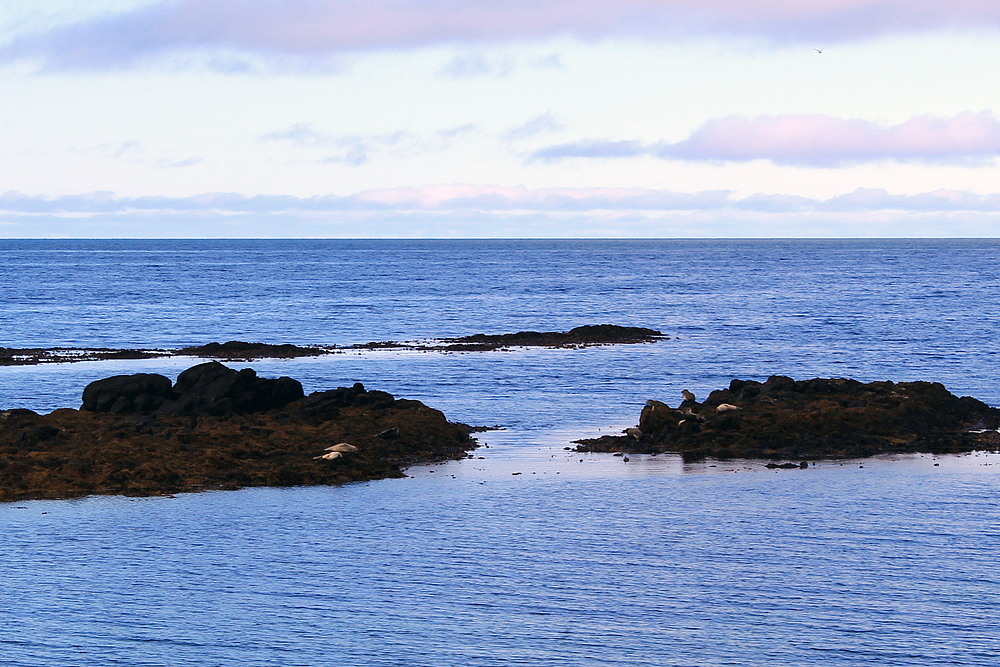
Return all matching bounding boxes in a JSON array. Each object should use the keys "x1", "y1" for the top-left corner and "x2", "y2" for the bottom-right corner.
[
  {"x1": 0, "y1": 346, "x2": 170, "y2": 366},
  {"x1": 577, "y1": 376, "x2": 1000, "y2": 462},
  {"x1": 0, "y1": 363, "x2": 476, "y2": 501}
]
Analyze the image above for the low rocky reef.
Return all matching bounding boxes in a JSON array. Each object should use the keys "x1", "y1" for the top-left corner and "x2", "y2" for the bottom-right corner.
[
  {"x1": 577, "y1": 376, "x2": 1000, "y2": 462},
  {"x1": 176, "y1": 341, "x2": 329, "y2": 360},
  {"x1": 0, "y1": 325, "x2": 665, "y2": 366},
  {"x1": 0, "y1": 342, "x2": 332, "y2": 365},
  {"x1": 0, "y1": 362, "x2": 476, "y2": 501},
  {"x1": 0, "y1": 346, "x2": 172, "y2": 365},
  {"x1": 434, "y1": 325, "x2": 664, "y2": 352}
]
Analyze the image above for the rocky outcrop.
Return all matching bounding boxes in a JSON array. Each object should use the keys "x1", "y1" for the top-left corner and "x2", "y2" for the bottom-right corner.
[
  {"x1": 81, "y1": 373, "x2": 174, "y2": 414},
  {"x1": 1, "y1": 363, "x2": 476, "y2": 501},
  {"x1": 577, "y1": 376, "x2": 1000, "y2": 462},
  {"x1": 81, "y1": 362, "x2": 304, "y2": 416}
]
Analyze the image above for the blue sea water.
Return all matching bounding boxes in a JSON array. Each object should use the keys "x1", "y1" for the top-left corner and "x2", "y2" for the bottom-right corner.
[{"x1": 1, "y1": 239, "x2": 999, "y2": 666}]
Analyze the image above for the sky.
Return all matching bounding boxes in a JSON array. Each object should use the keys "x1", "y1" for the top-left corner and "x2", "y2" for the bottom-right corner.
[{"x1": 2, "y1": 0, "x2": 1000, "y2": 237}]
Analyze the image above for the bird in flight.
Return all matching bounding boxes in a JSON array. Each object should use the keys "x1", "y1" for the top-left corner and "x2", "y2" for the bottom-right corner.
[{"x1": 814, "y1": 48, "x2": 825, "y2": 54}]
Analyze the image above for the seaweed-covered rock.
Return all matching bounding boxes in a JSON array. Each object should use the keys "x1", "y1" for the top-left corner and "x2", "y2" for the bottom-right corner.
[
  {"x1": 2, "y1": 363, "x2": 476, "y2": 501},
  {"x1": 578, "y1": 377, "x2": 1000, "y2": 461}
]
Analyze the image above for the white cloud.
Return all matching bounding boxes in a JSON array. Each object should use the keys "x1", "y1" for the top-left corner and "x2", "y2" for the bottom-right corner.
[
  {"x1": 259, "y1": 124, "x2": 329, "y2": 147},
  {"x1": 533, "y1": 112, "x2": 1000, "y2": 167},
  {"x1": 437, "y1": 54, "x2": 513, "y2": 79},
  {"x1": 5, "y1": 1, "x2": 1000, "y2": 70},
  {"x1": 259, "y1": 125, "x2": 417, "y2": 167},
  {"x1": 504, "y1": 112, "x2": 563, "y2": 141}
]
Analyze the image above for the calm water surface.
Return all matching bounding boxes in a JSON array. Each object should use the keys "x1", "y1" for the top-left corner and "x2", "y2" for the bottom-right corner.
[{"x1": 1, "y1": 239, "x2": 999, "y2": 665}]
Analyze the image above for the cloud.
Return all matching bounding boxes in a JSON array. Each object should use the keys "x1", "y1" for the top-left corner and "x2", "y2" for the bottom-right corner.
[
  {"x1": 259, "y1": 123, "x2": 328, "y2": 147},
  {"x1": 74, "y1": 139, "x2": 204, "y2": 170},
  {"x1": 438, "y1": 124, "x2": 479, "y2": 138},
  {"x1": 665, "y1": 112, "x2": 1000, "y2": 166},
  {"x1": 819, "y1": 187, "x2": 1000, "y2": 211},
  {"x1": 5, "y1": 186, "x2": 1000, "y2": 237},
  {"x1": 532, "y1": 111, "x2": 1000, "y2": 167},
  {"x1": 5, "y1": 1, "x2": 1000, "y2": 69},
  {"x1": 437, "y1": 54, "x2": 512, "y2": 79},
  {"x1": 533, "y1": 140, "x2": 647, "y2": 161},
  {"x1": 357, "y1": 185, "x2": 737, "y2": 211},
  {"x1": 259, "y1": 125, "x2": 411, "y2": 166},
  {"x1": 5, "y1": 185, "x2": 1000, "y2": 216},
  {"x1": 504, "y1": 112, "x2": 563, "y2": 141},
  {"x1": 113, "y1": 140, "x2": 143, "y2": 158},
  {"x1": 530, "y1": 53, "x2": 565, "y2": 70},
  {"x1": 435, "y1": 52, "x2": 564, "y2": 79},
  {"x1": 156, "y1": 156, "x2": 203, "y2": 168}
]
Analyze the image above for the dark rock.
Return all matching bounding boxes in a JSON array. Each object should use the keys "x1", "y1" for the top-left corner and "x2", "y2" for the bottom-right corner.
[
  {"x1": 178, "y1": 341, "x2": 329, "y2": 360},
  {"x1": 81, "y1": 373, "x2": 173, "y2": 413},
  {"x1": 164, "y1": 362, "x2": 304, "y2": 416},
  {"x1": 440, "y1": 324, "x2": 664, "y2": 351},
  {"x1": 762, "y1": 375, "x2": 796, "y2": 393},
  {"x1": 294, "y1": 382, "x2": 402, "y2": 423},
  {"x1": 353, "y1": 390, "x2": 395, "y2": 409},
  {"x1": 81, "y1": 363, "x2": 303, "y2": 417}
]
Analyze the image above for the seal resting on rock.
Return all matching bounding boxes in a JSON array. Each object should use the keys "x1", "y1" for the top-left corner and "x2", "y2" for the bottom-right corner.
[{"x1": 325, "y1": 443, "x2": 359, "y2": 453}]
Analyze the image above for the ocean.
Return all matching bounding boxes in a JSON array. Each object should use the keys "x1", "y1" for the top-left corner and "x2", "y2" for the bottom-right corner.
[{"x1": 1, "y1": 239, "x2": 999, "y2": 666}]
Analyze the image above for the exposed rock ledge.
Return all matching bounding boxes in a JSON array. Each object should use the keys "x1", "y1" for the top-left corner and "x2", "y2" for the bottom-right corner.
[
  {"x1": 0, "y1": 362, "x2": 476, "y2": 501},
  {"x1": 576, "y1": 376, "x2": 1000, "y2": 462},
  {"x1": 0, "y1": 325, "x2": 665, "y2": 366}
]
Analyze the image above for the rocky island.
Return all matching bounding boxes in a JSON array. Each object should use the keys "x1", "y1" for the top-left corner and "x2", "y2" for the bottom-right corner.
[
  {"x1": 577, "y1": 376, "x2": 1000, "y2": 462},
  {"x1": 0, "y1": 362, "x2": 477, "y2": 501}
]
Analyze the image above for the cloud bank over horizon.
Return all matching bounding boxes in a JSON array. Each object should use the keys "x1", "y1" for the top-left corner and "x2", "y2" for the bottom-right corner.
[
  {"x1": 5, "y1": 186, "x2": 998, "y2": 238},
  {"x1": 4, "y1": 0, "x2": 1000, "y2": 69},
  {"x1": 5, "y1": 185, "x2": 1000, "y2": 216}
]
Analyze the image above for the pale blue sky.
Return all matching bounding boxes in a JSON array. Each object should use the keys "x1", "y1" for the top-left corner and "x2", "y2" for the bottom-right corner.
[{"x1": 2, "y1": 1, "x2": 1000, "y2": 237}]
